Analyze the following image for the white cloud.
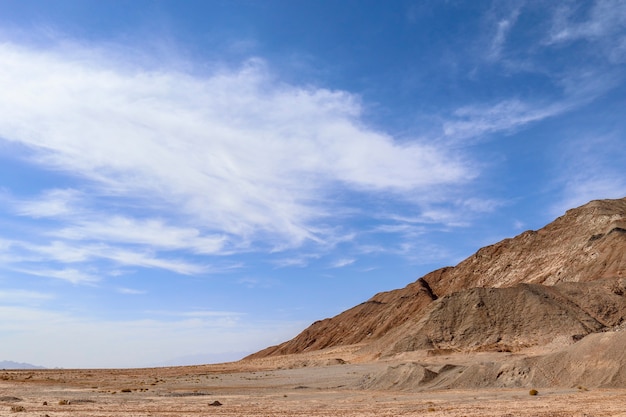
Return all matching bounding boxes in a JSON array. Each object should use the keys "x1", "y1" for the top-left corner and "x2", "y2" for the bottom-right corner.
[
  {"x1": 19, "y1": 240, "x2": 94, "y2": 263},
  {"x1": 546, "y1": 0, "x2": 626, "y2": 63},
  {"x1": 15, "y1": 188, "x2": 82, "y2": 218},
  {"x1": 0, "y1": 237, "x2": 208, "y2": 278},
  {"x1": 117, "y1": 287, "x2": 147, "y2": 295},
  {"x1": 11, "y1": 267, "x2": 99, "y2": 284},
  {"x1": 553, "y1": 176, "x2": 626, "y2": 217},
  {"x1": 329, "y1": 258, "x2": 356, "y2": 268},
  {"x1": 0, "y1": 40, "x2": 471, "y2": 254},
  {"x1": 458, "y1": 197, "x2": 506, "y2": 213},
  {"x1": 55, "y1": 216, "x2": 226, "y2": 254},
  {"x1": 84, "y1": 245, "x2": 208, "y2": 275},
  {"x1": 271, "y1": 253, "x2": 320, "y2": 268},
  {"x1": 547, "y1": 1, "x2": 626, "y2": 44},
  {"x1": 550, "y1": 133, "x2": 626, "y2": 216},
  {"x1": 443, "y1": 99, "x2": 568, "y2": 141},
  {"x1": 372, "y1": 224, "x2": 426, "y2": 235},
  {"x1": 487, "y1": 7, "x2": 521, "y2": 61}
]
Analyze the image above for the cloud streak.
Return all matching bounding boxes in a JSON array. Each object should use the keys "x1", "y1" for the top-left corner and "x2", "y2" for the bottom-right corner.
[
  {"x1": 0, "y1": 237, "x2": 208, "y2": 280},
  {"x1": 551, "y1": 133, "x2": 626, "y2": 216},
  {"x1": 547, "y1": 0, "x2": 626, "y2": 50},
  {"x1": 443, "y1": 99, "x2": 569, "y2": 141},
  {"x1": 487, "y1": 7, "x2": 522, "y2": 61},
  {"x1": 0, "y1": 41, "x2": 471, "y2": 256}
]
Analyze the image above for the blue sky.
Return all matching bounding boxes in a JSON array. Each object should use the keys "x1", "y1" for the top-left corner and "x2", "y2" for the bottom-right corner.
[{"x1": 0, "y1": 0, "x2": 625, "y2": 368}]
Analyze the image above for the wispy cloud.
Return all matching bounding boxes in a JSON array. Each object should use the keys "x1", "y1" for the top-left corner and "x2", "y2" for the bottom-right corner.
[
  {"x1": 55, "y1": 217, "x2": 226, "y2": 254},
  {"x1": 11, "y1": 267, "x2": 99, "y2": 284},
  {"x1": 458, "y1": 1, "x2": 625, "y2": 148},
  {"x1": 117, "y1": 287, "x2": 147, "y2": 295},
  {"x1": 547, "y1": 1, "x2": 626, "y2": 43},
  {"x1": 443, "y1": 99, "x2": 568, "y2": 141},
  {"x1": 0, "y1": 40, "x2": 471, "y2": 252},
  {"x1": 14, "y1": 190, "x2": 226, "y2": 255},
  {"x1": 487, "y1": 7, "x2": 522, "y2": 61},
  {"x1": 0, "y1": 237, "x2": 208, "y2": 279},
  {"x1": 329, "y1": 258, "x2": 356, "y2": 268},
  {"x1": 545, "y1": 0, "x2": 626, "y2": 64},
  {"x1": 271, "y1": 253, "x2": 320, "y2": 268},
  {"x1": 15, "y1": 188, "x2": 82, "y2": 218},
  {"x1": 550, "y1": 133, "x2": 626, "y2": 216}
]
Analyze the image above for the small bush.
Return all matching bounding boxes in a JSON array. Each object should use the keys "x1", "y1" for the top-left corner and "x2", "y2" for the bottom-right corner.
[
  {"x1": 529, "y1": 389, "x2": 538, "y2": 396},
  {"x1": 10, "y1": 405, "x2": 26, "y2": 412},
  {"x1": 58, "y1": 399, "x2": 70, "y2": 405}
]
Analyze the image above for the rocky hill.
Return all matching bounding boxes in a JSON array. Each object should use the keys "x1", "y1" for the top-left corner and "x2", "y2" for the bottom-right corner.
[{"x1": 250, "y1": 197, "x2": 626, "y2": 359}]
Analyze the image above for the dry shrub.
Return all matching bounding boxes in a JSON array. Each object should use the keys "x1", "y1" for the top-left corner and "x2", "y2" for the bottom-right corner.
[
  {"x1": 529, "y1": 389, "x2": 538, "y2": 396},
  {"x1": 10, "y1": 405, "x2": 25, "y2": 412}
]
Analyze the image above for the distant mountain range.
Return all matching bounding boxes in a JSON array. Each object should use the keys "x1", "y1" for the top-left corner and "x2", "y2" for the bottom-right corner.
[{"x1": 0, "y1": 360, "x2": 45, "y2": 369}]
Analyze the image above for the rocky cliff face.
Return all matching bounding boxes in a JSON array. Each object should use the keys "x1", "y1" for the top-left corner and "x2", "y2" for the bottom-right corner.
[{"x1": 249, "y1": 197, "x2": 626, "y2": 359}]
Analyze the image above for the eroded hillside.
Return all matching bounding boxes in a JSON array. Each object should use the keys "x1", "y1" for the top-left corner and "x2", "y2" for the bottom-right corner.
[{"x1": 250, "y1": 197, "x2": 626, "y2": 359}]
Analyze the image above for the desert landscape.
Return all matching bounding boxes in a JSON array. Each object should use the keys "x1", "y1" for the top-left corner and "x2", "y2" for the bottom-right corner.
[
  {"x1": 1, "y1": 1, "x2": 625, "y2": 415},
  {"x1": 3, "y1": 351, "x2": 626, "y2": 416},
  {"x1": 2, "y1": 197, "x2": 626, "y2": 416}
]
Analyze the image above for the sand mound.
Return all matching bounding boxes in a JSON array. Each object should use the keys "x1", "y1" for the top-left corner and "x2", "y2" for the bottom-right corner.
[
  {"x1": 361, "y1": 331, "x2": 626, "y2": 390},
  {"x1": 447, "y1": 330, "x2": 626, "y2": 389},
  {"x1": 360, "y1": 362, "x2": 439, "y2": 390},
  {"x1": 529, "y1": 330, "x2": 626, "y2": 388}
]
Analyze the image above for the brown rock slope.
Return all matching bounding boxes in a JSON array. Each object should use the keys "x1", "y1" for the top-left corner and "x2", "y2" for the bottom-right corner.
[
  {"x1": 249, "y1": 197, "x2": 626, "y2": 359},
  {"x1": 252, "y1": 278, "x2": 438, "y2": 357},
  {"x1": 378, "y1": 278, "x2": 626, "y2": 356}
]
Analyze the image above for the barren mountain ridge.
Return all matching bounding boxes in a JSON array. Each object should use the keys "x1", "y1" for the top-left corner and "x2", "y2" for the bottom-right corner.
[{"x1": 251, "y1": 197, "x2": 626, "y2": 359}]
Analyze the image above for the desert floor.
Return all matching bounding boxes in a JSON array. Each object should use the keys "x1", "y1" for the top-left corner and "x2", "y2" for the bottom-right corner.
[{"x1": 2, "y1": 355, "x2": 626, "y2": 417}]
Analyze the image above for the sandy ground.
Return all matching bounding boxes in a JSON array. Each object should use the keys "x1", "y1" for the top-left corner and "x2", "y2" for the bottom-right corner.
[{"x1": 3, "y1": 356, "x2": 626, "y2": 417}]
